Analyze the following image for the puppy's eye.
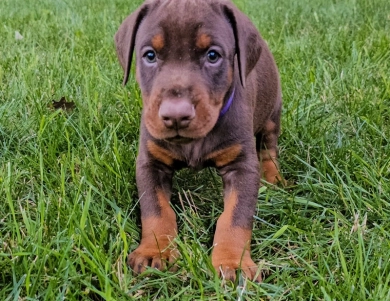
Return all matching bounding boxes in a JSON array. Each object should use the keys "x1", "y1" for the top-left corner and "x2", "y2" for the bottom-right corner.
[
  {"x1": 207, "y1": 50, "x2": 221, "y2": 64},
  {"x1": 143, "y1": 50, "x2": 157, "y2": 63}
]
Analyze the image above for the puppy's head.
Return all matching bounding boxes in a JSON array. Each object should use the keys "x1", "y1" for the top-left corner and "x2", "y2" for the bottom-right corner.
[{"x1": 115, "y1": 0, "x2": 261, "y2": 143}]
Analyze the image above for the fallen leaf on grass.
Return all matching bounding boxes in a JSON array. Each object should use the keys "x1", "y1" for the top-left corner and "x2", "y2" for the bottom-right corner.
[{"x1": 50, "y1": 96, "x2": 75, "y2": 111}]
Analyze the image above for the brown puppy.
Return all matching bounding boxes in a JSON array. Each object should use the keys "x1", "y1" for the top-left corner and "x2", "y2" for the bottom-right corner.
[{"x1": 115, "y1": 0, "x2": 282, "y2": 282}]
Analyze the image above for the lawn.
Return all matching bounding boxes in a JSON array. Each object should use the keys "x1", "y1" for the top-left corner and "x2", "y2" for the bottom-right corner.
[{"x1": 1, "y1": 0, "x2": 390, "y2": 299}]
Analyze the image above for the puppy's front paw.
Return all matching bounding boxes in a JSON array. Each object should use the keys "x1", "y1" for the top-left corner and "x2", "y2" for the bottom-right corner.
[
  {"x1": 128, "y1": 241, "x2": 179, "y2": 274},
  {"x1": 212, "y1": 247, "x2": 262, "y2": 282}
]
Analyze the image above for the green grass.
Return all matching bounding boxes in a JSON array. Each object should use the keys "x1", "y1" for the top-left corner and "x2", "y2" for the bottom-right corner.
[{"x1": 1, "y1": 0, "x2": 390, "y2": 299}]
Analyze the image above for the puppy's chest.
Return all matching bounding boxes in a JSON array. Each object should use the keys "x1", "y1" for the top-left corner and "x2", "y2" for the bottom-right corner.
[
  {"x1": 173, "y1": 143, "x2": 212, "y2": 170},
  {"x1": 169, "y1": 140, "x2": 243, "y2": 171}
]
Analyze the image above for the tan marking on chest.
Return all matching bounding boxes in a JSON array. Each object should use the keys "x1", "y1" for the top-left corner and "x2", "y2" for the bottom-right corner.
[
  {"x1": 206, "y1": 144, "x2": 242, "y2": 167},
  {"x1": 147, "y1": 140, "x2": 181, "y2": 166}
]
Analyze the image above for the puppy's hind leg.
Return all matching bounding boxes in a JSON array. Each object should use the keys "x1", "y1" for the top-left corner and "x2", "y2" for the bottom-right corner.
[{"x1": 255, "y1": 110, "x2": 284, "y2": 185}]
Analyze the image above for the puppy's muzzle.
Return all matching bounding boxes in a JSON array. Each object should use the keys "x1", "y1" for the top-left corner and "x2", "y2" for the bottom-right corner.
[{"x1": 158, "y1": 98, "x2": 195, "y2": 130}]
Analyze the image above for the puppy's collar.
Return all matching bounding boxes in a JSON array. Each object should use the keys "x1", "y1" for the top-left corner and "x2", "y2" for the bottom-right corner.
[{"x1": 219, "y1": 88, "x2": 235, "y2": 118}]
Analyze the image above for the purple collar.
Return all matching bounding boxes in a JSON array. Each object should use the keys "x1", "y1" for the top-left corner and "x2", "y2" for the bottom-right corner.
[{"x1": 219, "y1": 88, "x2": 235, "y2": 118}]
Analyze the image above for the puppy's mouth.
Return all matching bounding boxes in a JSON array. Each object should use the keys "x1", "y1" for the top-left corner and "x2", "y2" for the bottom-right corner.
[{"x1": 165, "y1": 135, "x2": 194, "y2": 144}]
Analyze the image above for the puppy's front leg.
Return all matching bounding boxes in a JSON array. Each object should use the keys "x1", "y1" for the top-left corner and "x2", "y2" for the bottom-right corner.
[
  {"x1": 210, "y1": 146, "x2": 261, "y2": 282},
  {"x1": 128, "y1": 140, "x2": 178, "y2": 274}
]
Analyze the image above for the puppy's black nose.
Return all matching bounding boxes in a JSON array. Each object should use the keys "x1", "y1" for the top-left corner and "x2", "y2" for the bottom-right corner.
[{"x1": 159, "y1": 99, "x2": 195, "y2": 130}]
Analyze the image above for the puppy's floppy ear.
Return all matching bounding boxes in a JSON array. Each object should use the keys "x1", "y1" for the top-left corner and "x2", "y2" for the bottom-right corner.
[
  {"x1": 114, "y1": 4, "x2": 149, "y2": 86},
  {"x1": 223, "y1": 4, "x2": 262, "y2": 87}
]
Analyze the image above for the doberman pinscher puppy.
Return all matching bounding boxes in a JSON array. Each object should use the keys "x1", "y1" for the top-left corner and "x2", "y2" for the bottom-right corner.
[{"x1": 115, "y1": 0, "x2": 282, "y2": 282}]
